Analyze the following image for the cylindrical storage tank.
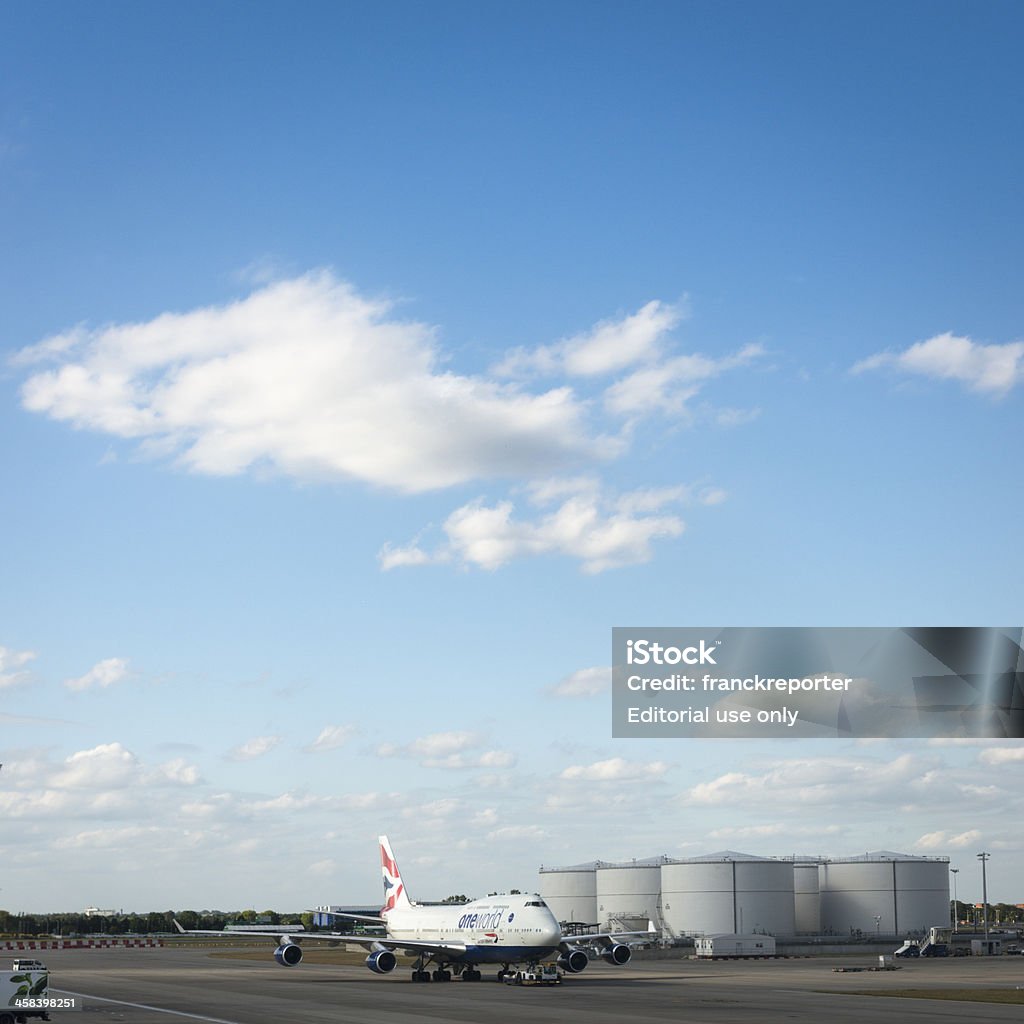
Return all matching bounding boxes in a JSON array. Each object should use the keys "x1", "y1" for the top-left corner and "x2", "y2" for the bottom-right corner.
[
  {"x1": 793, "y1": 862, "x2": 821, "y2": 934},
  {"x1": 893, "y1": 858, "x2": 950, "y2": 933},
  {"x1": 660, "y1": 853, "x2": 795, "y2": 937},
  {"x1": 538, "y1": 865, "x2": 597, "y2": 925},
  {"x1": 595, "y1": 860, "x2": 664, "y2": 932},
  {"x1": 818, "y1": 854, "x2": 949, "y2": 936}
]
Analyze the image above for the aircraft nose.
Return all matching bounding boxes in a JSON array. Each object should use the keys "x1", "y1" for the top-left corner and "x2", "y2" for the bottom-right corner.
[{"x1": 541, "y1": 920, "x2": 561, "y2": 947}]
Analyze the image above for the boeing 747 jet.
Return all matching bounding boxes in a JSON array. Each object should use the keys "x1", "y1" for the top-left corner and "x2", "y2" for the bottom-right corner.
[{"x1": 176, "y1": 835, "x2": 646, "y2": 982}]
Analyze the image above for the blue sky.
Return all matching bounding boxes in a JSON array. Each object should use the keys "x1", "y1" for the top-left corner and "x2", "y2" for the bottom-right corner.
[{"x1": 1, "y1": 1, "x2": 1022, "y2": 912}]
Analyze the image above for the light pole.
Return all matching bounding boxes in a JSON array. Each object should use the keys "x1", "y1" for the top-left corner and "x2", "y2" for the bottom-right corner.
[
  {"x1": 950, "y1": 868, "x2": 959, "y2": 933},
  {"x1": 977, "y1": 852, "x2": 990, "y2": 945}
]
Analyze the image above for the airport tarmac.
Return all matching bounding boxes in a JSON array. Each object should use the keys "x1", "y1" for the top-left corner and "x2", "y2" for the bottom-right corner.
[{"x1": 30, "y1": 945, "x2": 1024, "y2": 1024}]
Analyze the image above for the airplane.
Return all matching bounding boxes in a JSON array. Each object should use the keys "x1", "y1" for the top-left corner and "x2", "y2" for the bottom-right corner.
[{"x1": 175, "y1": 834, "x2": 647, "y2": 983}]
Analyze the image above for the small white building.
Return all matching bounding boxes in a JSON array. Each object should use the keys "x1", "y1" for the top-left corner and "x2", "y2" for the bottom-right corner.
[{"x1": 695, "y1": 933, "x2": 776, "y2": 958}]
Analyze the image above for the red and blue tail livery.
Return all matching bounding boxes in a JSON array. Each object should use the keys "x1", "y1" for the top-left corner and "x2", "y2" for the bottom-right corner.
[{"x1": 379, "y1": 835, "x2": 409, "y2": 914}]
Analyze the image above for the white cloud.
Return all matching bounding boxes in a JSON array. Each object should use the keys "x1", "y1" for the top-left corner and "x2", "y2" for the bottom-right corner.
[
  {"x1": 709, "y1": 823, "x2": 841, "y2": 840},
  {"x1": 714, "y1": 407, "x2": 761, "y2": 427},
  {"x1": 228, "y1": 735, "x2": 281, "y2": 761},
  {"x1": 408, "y1": 731, "x2": 479, "y2": 758},
  {"x1": 560, "y1": 757, "x2": 669, "y2": 782},
  {"x1": 247, "y1": 792, "x2": 330, "y2": 813},
  {"x1": 149, "y1": 758, "x2": 202, "y2": 786},
  {"x1": 486, "y1": 824, "x2": 547, "y2": 841},
  {"x1": 0, "y1": 646, "x2": 36, "y2": 689},
  {"x1": 550, "y1": 666, "x2": 611, "y2": 698},
  {"x1": 65, "y1": 657, "x2": 129, "y2": 692},
  {"x1": 404, "y1": 798, "x2": 464, "y2": 821},
  {"x1": 915, "y1": 829, "x2": 982, "y2": 851},
  {"x1": 494, "y1": 299, "x2": 685, "y2": 378},
  {"x1": 955, "y1": 783, "x2": 1000, "y2": 799},
  {"x1": 378, "y1": 543, "x2": 439, "y2": 570},
  {"x1": 381, "y1": 478, "x2": 686, "y2": 573},
  {"x1": 603, "y1": 343, "x2": 764, "y2": 416},
  {"x1": 17, "y1": 281, "x2": 766, "y2": 585},
  {"x1": 306, "y1": 724, "x2": 357, "y2": 752},
  {"x1": 945, "y1": 829, "x2": 983, "y2": 848},
  {"x1": 698, "y1": 486, "x2": 728, "y2": 506},
  {"x1": 377, "y1": 731, "x2": 517, "y2": 771},
  {"x1": 978, "y1": 747, "x2": 1024, "y2": 766},
  {"x1": 684, "y1": 754, "x2": 927, "y2": 807},
  {"x1": 16, "y1": 272, "x2": 613, "y2": 494},
  {"x1": 52, "y1": 742, "x2": 139, "y2": 789},
  {"x1": 852, "y1": 332, "x2": 1024, "y2": 396},
  {"x1": 54, "y1": 825, "x2": 167, "y2": 850}
]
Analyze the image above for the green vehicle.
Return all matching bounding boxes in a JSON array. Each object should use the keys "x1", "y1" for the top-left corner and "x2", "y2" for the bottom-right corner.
[{"x1": 2, "y1": 967, "x2": 52, "y2": 1023}]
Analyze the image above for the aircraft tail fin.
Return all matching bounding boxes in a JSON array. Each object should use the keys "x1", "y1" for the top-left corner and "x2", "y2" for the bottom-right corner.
[{"x1": 379, "y1": 834, "x2": 412, "y2": 915}]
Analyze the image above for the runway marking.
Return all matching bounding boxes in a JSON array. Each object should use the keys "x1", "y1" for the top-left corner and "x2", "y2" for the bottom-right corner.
[{"x1": 52, "y1": 989, "x2": 244, "y2": 1023}]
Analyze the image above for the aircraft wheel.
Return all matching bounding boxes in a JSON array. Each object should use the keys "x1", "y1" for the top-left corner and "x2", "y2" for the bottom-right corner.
[{"x1": 496, "y1": 968, "x2": 506, "y2": 981}]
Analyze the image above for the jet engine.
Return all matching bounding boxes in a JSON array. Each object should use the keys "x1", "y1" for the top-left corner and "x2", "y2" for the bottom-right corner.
[
  {"x1": 601, "y1": 942, "x2": 632, "y2": 966},
  {"x1": 556, "y1": 947, "x2": 590, "y2": 973},
  {"x1": 365, "y1": 948, "x2": 398, "y2": 974},
  {"x1": 273, "y1": 942, "x2": 303, "y2": 967}
]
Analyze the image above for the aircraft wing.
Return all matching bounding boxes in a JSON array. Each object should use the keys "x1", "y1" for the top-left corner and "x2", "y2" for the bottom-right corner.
[
  {"x1": 173, "y1": 921, "x2": 346, "y2": 944},
  {"x1": 172, "y1": 920, "x2": 467, "y2": 957},
  {"x1": 311, "y1": 910, "x2": 385, "y2": 925},
  {"x1": 561, "y1": 929, "x2": 653, "y2": 949},
  {"x1": 336, "y1": 935, "x2": 469, "y2": 957}
]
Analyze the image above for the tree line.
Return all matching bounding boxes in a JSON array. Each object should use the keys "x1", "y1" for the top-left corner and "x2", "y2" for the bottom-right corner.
[
  {"x1": 0, "y1": 909, "x2": 309, "y2": 937},
  {"x1": 951, "y1": 900, "x2": 1023, "y2": 927}
]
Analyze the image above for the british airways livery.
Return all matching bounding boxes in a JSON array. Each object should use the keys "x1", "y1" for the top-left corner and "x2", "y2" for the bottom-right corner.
[{"x1": 176, "y1": 834, "x2": 643, "y2": 983}]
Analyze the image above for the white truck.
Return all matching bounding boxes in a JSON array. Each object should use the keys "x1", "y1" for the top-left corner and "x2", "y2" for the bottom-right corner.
[
  {"x1": 502, "y1": 964, "x2": 561, "y2": 985},
  {"x1": 2, "y1": 966, "x2": 52, "y2": 1023}
]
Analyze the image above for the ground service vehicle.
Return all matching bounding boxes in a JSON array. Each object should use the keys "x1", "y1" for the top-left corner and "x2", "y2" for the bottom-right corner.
[
  {"x1": 503, "y1": 965, "x2": 561, "y2": 985},
  {"x1": 2, "y1": 965, "x2": 51, "y2": 1022}
]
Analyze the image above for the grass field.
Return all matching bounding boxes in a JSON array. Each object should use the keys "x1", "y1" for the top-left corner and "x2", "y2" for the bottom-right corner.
[{"x1": 845, "y1": 988, "x2": 1024, "y2": 1005}]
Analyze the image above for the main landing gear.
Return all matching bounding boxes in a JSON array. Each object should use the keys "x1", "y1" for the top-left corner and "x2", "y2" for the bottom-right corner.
[{"x1": 409, "y1": 960, "x2": 482, "y2": 982}]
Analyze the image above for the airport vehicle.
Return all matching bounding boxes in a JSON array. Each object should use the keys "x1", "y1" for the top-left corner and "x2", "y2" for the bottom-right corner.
[
  {"x1": 8, "y1": 964, "x2": 45, "y2": 975},
  {"x1": 918, "y1": 926, "x2": 950, "y2": 957},
  {"x1": 502, "y1": 964, "x2": 561, "y2": 985},
  {"x1": 176, "y1": 834, "x2": 646, "y2": 983},
  {"x1": 893, "y1": 940, "x2": 920, "y2": 958},
  {"x1": 2, "y1": 965, "x2": 50, "y2": 1022}
]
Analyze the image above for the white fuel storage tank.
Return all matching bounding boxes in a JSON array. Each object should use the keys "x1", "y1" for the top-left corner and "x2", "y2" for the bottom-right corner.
[
  {"x1": 793, "y1": 861, "x2": 822, "y2": 934},
  {"x1": 538, "y1": 864, "x2": 598, "y2": 926},
  {"x1": 595, "y1": 859, "x2": 665, "y2": 932},
  {"x1": 818, "y1": 853, "x2": 949, "y2": 936},
  {"x1": 660, "y1": 853, "x2": 795, "y2": 937}
]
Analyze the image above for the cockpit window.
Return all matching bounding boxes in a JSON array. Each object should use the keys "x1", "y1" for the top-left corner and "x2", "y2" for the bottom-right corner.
[{"x1": 524, "y1": 900, "x2": 548, "y2": 907}]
